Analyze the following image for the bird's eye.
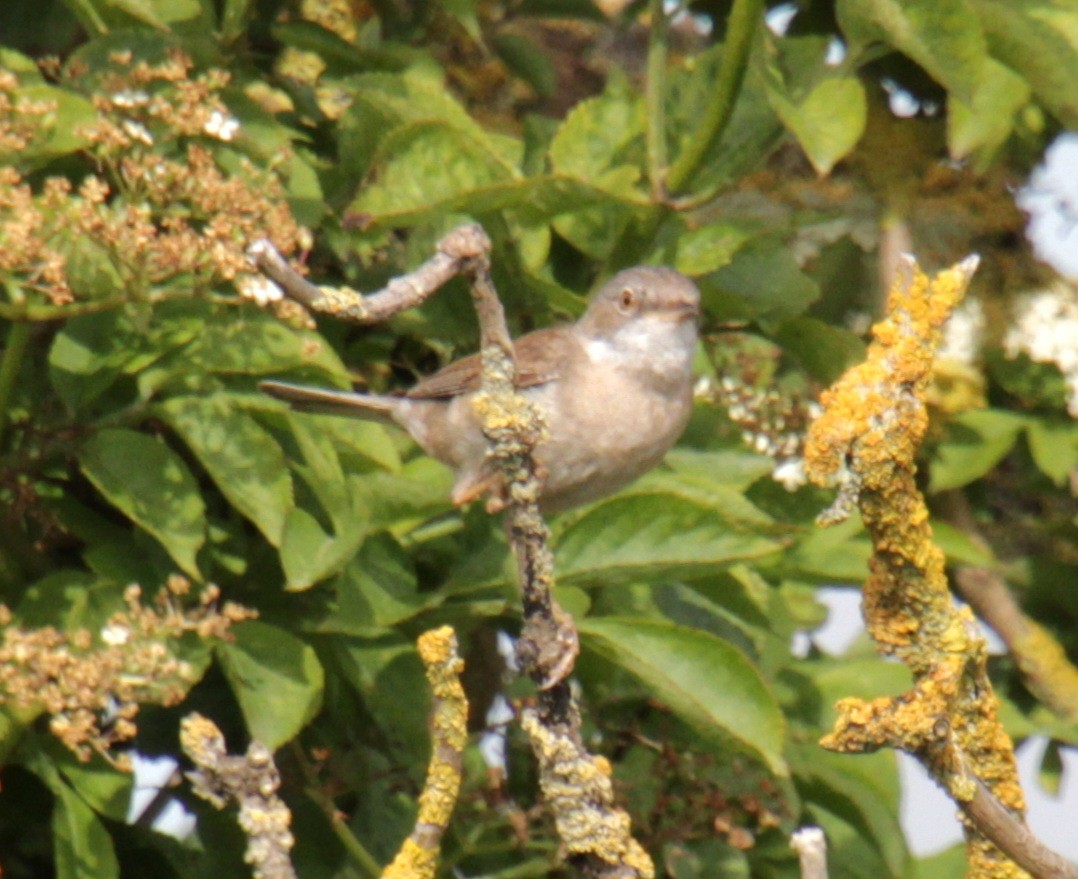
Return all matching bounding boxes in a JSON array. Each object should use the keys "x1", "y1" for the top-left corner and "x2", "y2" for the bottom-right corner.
[{"x1": 618, "y1": 288, "x2": 636, "y2": 312}]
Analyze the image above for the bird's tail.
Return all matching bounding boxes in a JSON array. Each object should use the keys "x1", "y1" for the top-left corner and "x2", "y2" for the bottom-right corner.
[{"x1": 259, "y1": 380, "x2": 398, "y2": 424}]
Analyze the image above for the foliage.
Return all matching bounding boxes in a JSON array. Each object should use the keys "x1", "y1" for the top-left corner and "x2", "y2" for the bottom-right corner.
[{"x1": 0, "y1": 1, "x2": 1075, "y2": 878}]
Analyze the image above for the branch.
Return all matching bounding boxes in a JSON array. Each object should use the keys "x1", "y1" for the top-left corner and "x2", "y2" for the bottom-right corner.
[
  {"x1": 804, "y1": 254, "x2": 1077, "y2": 879},
  {"x1": 955, "y1": 565, "x2": 1078, "y2": 723},
  {"x1": 180, "y1": 713, "x2": 296, "y2": 879},
  {"x1": 962, "y1": 774, "x2": 1077, "y2": 879},
  {"x1": 645, "y1": 0, "x2": 670, "y2": 201},
  {"x1": 382, "y1": 626, "x2": 468, "y2": 879},
  {"x1": 245, "y1": 231, "x2": 480, "y2": 325},
  {"x1": 790, "y1": 827, "x2": 828, "y2": 879},
  {"x1": 664, "y1": 0, "x2": 763, "y2": 195},
  {"x1": 450, "y1": 227, "x2": 652, "y2": 879},
  {"x1": 937, "y1": 490, "x2": 1078, "y2": 723},
  {"x1": 252, "y1": 224, "x2": 652, "y2": 879},
  {"x1": 0, "y1": 322, "x2": 31, "y2": 448}
]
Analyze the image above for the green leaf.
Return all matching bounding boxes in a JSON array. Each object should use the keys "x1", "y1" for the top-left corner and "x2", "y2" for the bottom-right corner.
[
  {"x1": 350, "y1": 120, "x2": 516, "y2": 226},
  {"x1": 49, "y1": 311, "x2": 137, "y2": 409},
  {"x1": 271, "y1": 21, "x2": 413, "y2": 74},
  {"x1": 79, "y1": 429, "x2": 205, "y2": 578},
  {"x1": 549, "y1": 86, "x2": 645, "y2": 187},
  {"x1": 805, "y1": 799, "x2": 895, "y2": 879},
  {"x1": 836, "y1": 0, "x2": 989, "y2": 102},
  {"x1": 1024, "y1": 417, "x2": 1078, "y2": 486},
  {"x1": 159, "y1": 396, "x2": 294, "y2": 546},
  {"x1": 48, "y1": 300, "x2": 202, "y2": 407},
  {"x1": 666, "y1": 45, "x2": 783, "y2": 196},
  {"x1": 768, "y1": 76, "x2": 867, "y2": 176},
  {"x1": 314, "y1": 534, "x2": 431, "y2": 634},
  {"x1": 931, "y1": 520, "x2": 997, "y2": 567},
  {"x1": 55, "y1": 753, "x2": 133, "y2": 823},
  {"x1": 181, "y1": 306, "x2": 347, "y2": 380},
  {"x1": 704, "y1": 239, "x2": 820, "y2": 329},
  {"x1": 554, "y1": 493, "x2": 780, "y2": 585},
  {"x1": 774, "y1": 317, "x2": 867, "y2": 385},
  {"x1": 492, "y1": 32, "x2": 556, "y2": 97},
  {"x1": 216, "y1": 620, "x2": 324, "y2": 749},
  {"x1": 929, "y1": 408, "x2": 1029, "y2": 491},
  {"x1": 973, "y1": 0, "x2": 1078, "y2": 128},
  {"x1": 782, "y1": 516, "x2": 871, "y2": 584},
  {"x1": 673, "y1": 224, "x2": 751, "y2": 276},
  {"x1": 2, "y1": 83, "x2": 95, "y2": 163},
  {"x1": 579, "y1": 618, "x2": 787, "y2": 775},
  {"x1": 909, "y1": 845, "x2": 969, "y2": 879},
  {"x1": 52, "y1": 781, "x2": 120, "y2": 879},
  {"x1": 789, "y1": 744, "x2": 908, "y2": 878},
  {"x1": 947, "y1": 58, "x2": 1030, "y2": 158},
  {"x1": 218, "y1": 0, "x2": 253, "y2": 40},
  {"x1": 279, "y1": 503, "x2": 369, "y2": 591}
]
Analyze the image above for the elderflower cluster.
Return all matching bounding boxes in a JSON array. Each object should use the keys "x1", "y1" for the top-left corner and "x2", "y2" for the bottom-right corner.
[
  {"x1": 0, "y1": 50, "x2": 304, "y2": 313},
  {"x1": 1003, "y1": 282, "x2": 1078, "y2": 416},
  {"x1": 0, "y1": 576, "x2": 255, "y2": 763}
]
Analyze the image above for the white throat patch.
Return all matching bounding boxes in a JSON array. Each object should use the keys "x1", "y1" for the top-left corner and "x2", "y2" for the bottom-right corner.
[{"x1": 583, "y1": 315, "x2": 694, "y2": 380}]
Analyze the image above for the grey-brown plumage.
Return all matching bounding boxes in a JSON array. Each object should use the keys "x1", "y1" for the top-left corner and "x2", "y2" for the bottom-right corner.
[{"x1": 261, "y1": 266, "x2": 700, "y2": 512}]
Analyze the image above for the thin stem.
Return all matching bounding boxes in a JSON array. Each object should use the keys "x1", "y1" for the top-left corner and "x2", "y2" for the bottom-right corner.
[
  {"x1": 0, "y1": 322, "x2": 32, "y2": 449},
  {"x1": 288, "y1": 741, "x2": 382, "y2": 879},
  {"x1": 665, "y1": 0, "x2": 763, "y2": 195},
  {"x1": 645, "y1": 0, "x2": 670, "y2": 200}
]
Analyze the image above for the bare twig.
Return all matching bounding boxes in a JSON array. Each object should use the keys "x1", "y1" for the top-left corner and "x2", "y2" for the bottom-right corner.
[
  {"x1": 180, "y1": 713, "x2": 295, "y2": 879},
  {"x1": 382, "y1": 626, "x2": 468, "y2": 879},
  {"x1": 804, "y1": 254, "x2": 1077, "y2": 879},
  {"x1": 955, "y1": 565, "x2": 1078, "y2": 723},
  {"x1": 961, "y1": 774, "x2": 1077, "y2": 879},
  {"x1": 937, "y1": 490, "x2": 1078, "y2": 723},
  {"x1": 790, "y1": 827, "x2": 828, "y2": 879},
  {"x1": 246, "y1": 235, "x2": 473, "y2": 325}
]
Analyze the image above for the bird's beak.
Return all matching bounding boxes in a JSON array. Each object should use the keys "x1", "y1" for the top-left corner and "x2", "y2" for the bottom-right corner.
[{"x1": 659, "y1": 301, "x2": 701, "y2": 322}]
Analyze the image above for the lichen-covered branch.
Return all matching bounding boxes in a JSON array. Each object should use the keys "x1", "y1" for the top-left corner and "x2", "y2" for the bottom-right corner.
[
  {"x1": 252, "y1": 224, "x2": 651, "y2": 879},
  {"x1": 450, "y1": 226, "x2": 652, "y2": 879},
  {"x1": 245, "y1": 230, "x2": 477, "y2": 325},
  {"x1": 181, "y1": 713, "x2": 296, "y2": 879},
  {"x1": 381, "y1": 626, "x2": 468, "y2": 879},
  {"x1": 804, "y1": 255, "x2": 1075, "y2": 879}
]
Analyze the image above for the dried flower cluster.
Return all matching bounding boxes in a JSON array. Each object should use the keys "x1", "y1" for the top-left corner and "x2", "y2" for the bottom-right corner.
[
  {"x1": 0, "y1": 575, "x2": 255, "y2": 763},
  {"x1": 698, "y1": 371, "x2": 820, "y2": 491},
  {"x1": 0, "y1": 50, "x2": 305, "y2": 315},
  {"x1": 1004, "y1": 281, "x2": 1078, "y2": 416},
  {"x1": 0, "y1": 68, "x2": 56, "y2": 152}
]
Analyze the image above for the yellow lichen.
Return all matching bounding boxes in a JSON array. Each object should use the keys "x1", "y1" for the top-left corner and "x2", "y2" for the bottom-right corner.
[
  {"x1": 380, "y1": 627, "x2": 467, "y2": 879},
  {"x1": 521, "y1": 708, "x2": 655, "y2": 879},
  {"x1": 805, "y1": 256, "x2": 1028, "y2": 879}
]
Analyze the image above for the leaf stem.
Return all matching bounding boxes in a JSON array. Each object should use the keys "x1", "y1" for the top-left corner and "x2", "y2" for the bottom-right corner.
[
  {"x1": 0, "y1": 322, "x2": 31, "y2": 449},
  {"x1": 665, "y1": 0, "x2": 763, "y2": 195},
  {"x1": 645, "y1": 0, "x2": 670, "y2": 200}
]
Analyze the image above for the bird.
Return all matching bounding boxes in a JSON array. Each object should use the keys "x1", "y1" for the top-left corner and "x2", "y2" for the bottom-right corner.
[{"x1": 261, "y1": 266, "x2": 700, "y2": 513}]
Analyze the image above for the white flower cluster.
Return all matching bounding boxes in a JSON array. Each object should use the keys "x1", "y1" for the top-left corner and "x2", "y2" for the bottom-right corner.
[
  {"x1": 938, "y1": 297, "x2": 985, "y2": 366},
  {"x1": 1004, "y1": 282, "x2": 1078, "y2": 416},
  {"x1": 236, "y1": 274, "x2": 284, "y2": 305},
  {"x1": 203, "y1": 109, "x2": 240, "y2": 142}
]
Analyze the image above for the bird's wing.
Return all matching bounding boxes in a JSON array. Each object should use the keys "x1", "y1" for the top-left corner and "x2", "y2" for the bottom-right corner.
[{"x1": 406, "y1": 325, "x2": 571, "y2": 399}]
